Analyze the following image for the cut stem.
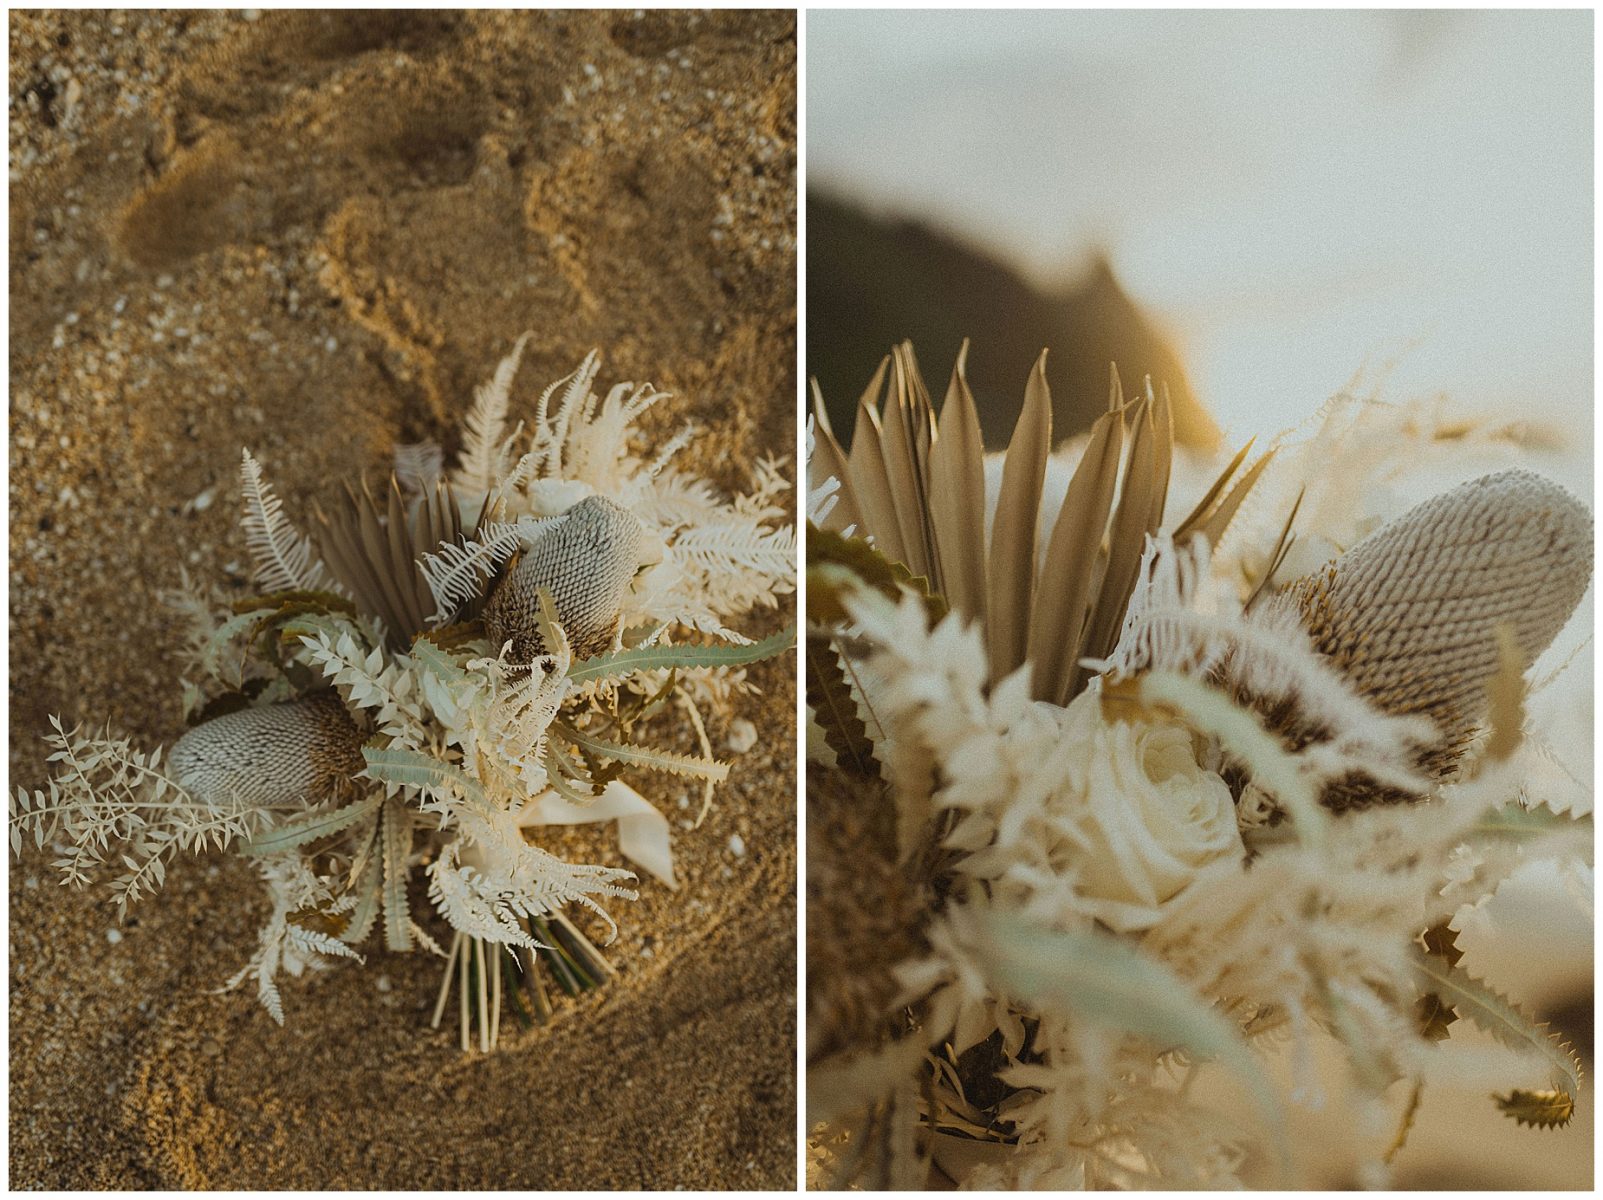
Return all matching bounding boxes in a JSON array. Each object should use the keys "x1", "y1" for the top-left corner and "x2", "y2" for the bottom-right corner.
[{"x1": 431, "y1": 929, "x2": 462, "y2": 1029}]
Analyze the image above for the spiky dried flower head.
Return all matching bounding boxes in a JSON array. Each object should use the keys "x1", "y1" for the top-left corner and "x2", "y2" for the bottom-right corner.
[
  {"x1": 482, "y1": 494, "x2": 646, "y2": 662},
  {"x1": 169, "y1": 692, "x2": 365, "y2": 810},
  {"x1": 1273, "y1": 469, "x2": 1591, "y2": 806}
]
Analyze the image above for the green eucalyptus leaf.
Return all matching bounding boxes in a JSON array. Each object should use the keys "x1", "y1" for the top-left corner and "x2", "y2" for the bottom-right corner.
[
  {"x1": 566, "y1": 626, "x2": 795, "y2": 685},
  {"x1": 979, "y1": 912, "x2": 1288, "y2": 1169}
]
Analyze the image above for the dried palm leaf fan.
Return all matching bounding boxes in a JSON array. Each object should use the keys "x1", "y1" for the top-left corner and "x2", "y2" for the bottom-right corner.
[
  {"x1": 810, "y1": 341, "x2": 1270, "y2": 706},
  {"x1": 312, "y1": 473, "x2": 487, "y2": 648}
]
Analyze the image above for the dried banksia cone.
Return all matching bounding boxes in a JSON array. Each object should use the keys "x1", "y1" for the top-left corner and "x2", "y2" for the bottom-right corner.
[
  {"x1": 806, "y1": 762, "x2": 930, "y2": 1063},
  {"x1": 483, "y1": 494, "x2": 645, "y2": 661},
  {"x1": 170, "y1": 692, "x2": 365, "y2": 809},
  {"x1": 1278, "y1": 469, "x2": 1592, "y2": 807}
]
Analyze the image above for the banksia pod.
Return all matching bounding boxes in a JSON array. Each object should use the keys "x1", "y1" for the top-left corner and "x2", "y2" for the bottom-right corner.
[
  {"x1": 169, "y1": 692, "x2": 365, "y2": 810},
  {"x1": 805, "y1": 762, "x2": 929, "y2": 1063},
  {"x1": 1275, "y1": 469, "x2": 1592, "y2": 807},
  {"x1": 483, "y1": 494, "x2": 645, "y2": 661}
]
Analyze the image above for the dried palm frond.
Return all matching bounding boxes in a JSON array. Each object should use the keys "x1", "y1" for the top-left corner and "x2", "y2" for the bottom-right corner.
[
  {"x1": 812, "y1": 341, "x2": 1269, "y2": 704},
  {"x1": 1269, "y1": 469, "x2": 1592, "y2": 807},
  {"x1": 312, "y1": 474, "x2": 482, "y2": 648}
]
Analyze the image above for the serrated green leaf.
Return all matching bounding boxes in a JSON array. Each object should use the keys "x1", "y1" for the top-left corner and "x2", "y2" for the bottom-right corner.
[
  {"x1": 554, "y1": 722, "x2": 729, "y2": 783},
  {"x1": 1413, "y1": 948, "x2": 1581, "y2": 1111},
  {"x1": 806, "y1": 523, "x2": 945, "y2": 626},
  {"x1": 805, "y1": 633, "x2": 877, "y2": 777},
  {"x1": 241, "y1": 795, "x2": 383, "y2": 856},
  {"x1": 1470, "y1": 801, "x2": 1592, "y2": 842},
  {"x1": 566, "y1": 626, "x2": 795, "y2": 685},
  {"x1": 380, "y1": 796, "x2": 412, "y2": 953}
]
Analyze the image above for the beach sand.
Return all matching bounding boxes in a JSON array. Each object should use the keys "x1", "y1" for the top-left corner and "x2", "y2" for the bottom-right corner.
[{"x1": 10, "y1": 9, "x2": 797, "y2": 1188}]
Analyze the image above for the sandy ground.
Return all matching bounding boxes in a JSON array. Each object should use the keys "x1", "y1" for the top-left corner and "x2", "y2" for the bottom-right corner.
[{"x1": 10, "y1": 10, "x2": 796, "y2": 1188}]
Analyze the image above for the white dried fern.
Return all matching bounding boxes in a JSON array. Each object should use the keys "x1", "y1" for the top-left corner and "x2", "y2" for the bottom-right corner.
[
  {"x1": 452, "y1": 331, "x2": 531, "y2": 496},
  {"x1": 238, "y1": 448, "x2": 335, "y2": 593},
  {"x1": 417, "y1": 517, "x2": 558, "y2": 628}
]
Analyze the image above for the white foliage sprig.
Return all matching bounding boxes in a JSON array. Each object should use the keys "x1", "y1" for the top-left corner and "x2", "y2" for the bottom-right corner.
[
  {"x1": 452, "y1": 332, "x2": 531, "y2": 496},
  {"x1": 298, "y1": 628, "x2": 427, "y2": 748},
  {"x1": 10, "y1": 717, "x2": 271, "y2": 916},
  {"x1": 238, "y1": 448, "x2": 335, "y2": 593},
  {"x1": 222, "y1": 855, "x2": 363, "y2": 1025}
]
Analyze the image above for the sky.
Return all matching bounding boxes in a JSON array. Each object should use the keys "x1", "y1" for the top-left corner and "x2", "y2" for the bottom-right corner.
[{"x1": 808, "y1": 9, "x2": 1592, "y2": 463}]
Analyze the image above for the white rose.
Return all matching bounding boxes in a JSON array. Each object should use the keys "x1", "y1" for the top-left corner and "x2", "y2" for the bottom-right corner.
[{"x1": 1059, "y1": 690, "x2": 1245, "y2": 932}]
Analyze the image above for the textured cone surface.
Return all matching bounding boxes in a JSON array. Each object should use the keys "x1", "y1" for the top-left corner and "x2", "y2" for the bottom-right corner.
[
  {"x1": 1278, "y1": 469, "x2": 1592, "y2": 807},
  {"x1": 806, "y1": 762, "x2": 930, "y2": 1064},
  {"x1": 170, "y1": 692, "x2": 365, "y2": 809},
  {"x1": 483, "y1": 494, "x2": 645, "y2": 661}
]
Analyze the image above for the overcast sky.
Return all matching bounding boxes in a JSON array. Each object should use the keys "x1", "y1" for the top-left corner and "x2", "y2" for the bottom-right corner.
[{"x1": 809, "y1": 9, "x2": 1592, "y2": 461}]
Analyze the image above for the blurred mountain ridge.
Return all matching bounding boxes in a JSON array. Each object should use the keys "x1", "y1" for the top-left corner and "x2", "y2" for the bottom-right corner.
[{"x1": 807, "y1": 190, "x2": 1219, "y2": 452}]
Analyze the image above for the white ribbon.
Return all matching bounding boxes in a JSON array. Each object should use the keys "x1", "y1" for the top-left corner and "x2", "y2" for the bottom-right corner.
[{"x1": 516, "y1": 781, "x2": 678, "y2": 890}]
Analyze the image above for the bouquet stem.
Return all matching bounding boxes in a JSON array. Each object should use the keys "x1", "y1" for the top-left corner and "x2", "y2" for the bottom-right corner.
[{"x1": 430, "y1": 910, "x2": 616, "y2": 1051}]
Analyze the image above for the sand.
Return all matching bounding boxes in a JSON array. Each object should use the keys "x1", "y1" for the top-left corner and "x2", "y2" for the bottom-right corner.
[{"x1": 9, "y1": 9, "x2": 796, "y2": 1188}]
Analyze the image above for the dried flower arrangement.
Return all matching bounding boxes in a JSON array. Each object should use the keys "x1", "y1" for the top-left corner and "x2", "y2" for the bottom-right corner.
[
  {"x1": 806, "y1": 342, "x2": 1592, "y2": 1187},
  {"x1": 13, "y1": 336, "x2": 794, "y2": 1051}
]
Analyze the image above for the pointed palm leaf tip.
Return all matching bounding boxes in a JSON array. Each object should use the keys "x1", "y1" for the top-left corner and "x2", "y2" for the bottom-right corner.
[
  {"x1": 822, "y1": 342, "x2": 1204, "y2": 704},
  {"x1": 483, "y1": 494, "x2": 646, "y2": 661},
  {"x1": 1272, "y1": 469, "x2": 1592, "y2": 808},
  {"x1": 313, "y1": 474, "x2": 469, "y2": 648},
  {"x1": 170, "y1": 692, "x2": 365, "y2": 810}
]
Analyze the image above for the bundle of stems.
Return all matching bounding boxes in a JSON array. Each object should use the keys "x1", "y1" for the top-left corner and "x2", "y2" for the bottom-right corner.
[{"x1": 431, "y1": 909, "x2": 618, "y2": 1053}]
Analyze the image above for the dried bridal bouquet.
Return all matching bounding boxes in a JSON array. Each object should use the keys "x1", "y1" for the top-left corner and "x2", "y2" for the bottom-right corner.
[
  {"x1": 806, "y1": 343, "x2": 1591, "y2": 1188},
  {"x1": 13, "y1": 336, "x2": 794, "y2": 1051}
]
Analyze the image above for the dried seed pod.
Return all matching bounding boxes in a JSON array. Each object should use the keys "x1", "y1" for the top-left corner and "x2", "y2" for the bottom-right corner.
[
  {"x1": 805, "y1": 762, "x2": 929, "y2": 1063},
  {"x1": 170, "y1": 692, "x2": 365, "y2": 810},
  {"x1": 1276, "y1": 469, "x2": 1591, "y2": 807},
  {"x1": 482, "y1": 494, "x2": 645, "y2": 661}
]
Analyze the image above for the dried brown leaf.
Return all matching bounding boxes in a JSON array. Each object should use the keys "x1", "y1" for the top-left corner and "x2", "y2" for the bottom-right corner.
[
  {"x1": 1027, "y1": 404, "x2": 1123, "y2": 704},
  {"x1": 926, "y1": 341, "x2": 988, "y2": 624},
  {"x1": 985, "y1": 350, "x2": 1052, "y2": 682}
]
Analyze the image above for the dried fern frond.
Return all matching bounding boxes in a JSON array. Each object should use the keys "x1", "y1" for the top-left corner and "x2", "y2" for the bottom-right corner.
[
  {"x1": 239, "y1": 448, "x2": 337, "y2": 593},
  {"x1": 417, "y1": 518, "x2": 556, "y2": 629},
  {"x1": 453, "y1": 331, "x2": 531, "y2": 496},
  {"x1": 393, "y1": 440, "x2": 445, "y2": 494}
]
